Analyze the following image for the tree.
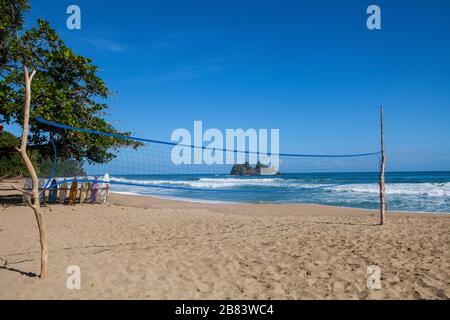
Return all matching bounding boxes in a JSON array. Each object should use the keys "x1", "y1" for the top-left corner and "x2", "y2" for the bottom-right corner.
[
  {"x1": 0, "y1": 130, "x2": 28, "y2": 176},
  {"x1": 0, "y1": 19, "x2": 141, "y2": 164},
  {"x1": 0, "y1": 0, "x2": 30, "y2": 69}
]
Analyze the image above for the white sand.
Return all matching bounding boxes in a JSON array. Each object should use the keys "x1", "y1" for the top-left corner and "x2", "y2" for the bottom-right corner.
[{"x1": 0, "y1": 193, "x2": 449, "y2": 299}]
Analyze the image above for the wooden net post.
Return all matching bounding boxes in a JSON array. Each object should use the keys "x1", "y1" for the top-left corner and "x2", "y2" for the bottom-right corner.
[{"x1": 379, "y1": 106, "x2": 387, "y2": 225}]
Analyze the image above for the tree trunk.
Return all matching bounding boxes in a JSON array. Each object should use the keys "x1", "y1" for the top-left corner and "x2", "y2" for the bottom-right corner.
[
  {"x1": 379, "y1": 106, "x2": 387, "y2": 225},
  {"x1": 19, "y1": 67, "x2": 49, "y2": 278}
]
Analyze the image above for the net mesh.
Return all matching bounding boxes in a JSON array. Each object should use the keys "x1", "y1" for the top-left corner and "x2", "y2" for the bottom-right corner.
[{"x1": 35, "y1": 117, "x2": 381, "y2": 203}]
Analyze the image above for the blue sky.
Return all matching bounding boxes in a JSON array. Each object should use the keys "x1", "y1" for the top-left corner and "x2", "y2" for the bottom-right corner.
[{"x1": 7, "y1": 0, "x2": 450, "y2": 171}]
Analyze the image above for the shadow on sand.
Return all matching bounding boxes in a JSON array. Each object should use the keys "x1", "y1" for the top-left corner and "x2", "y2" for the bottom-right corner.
[
  {"x1": 0, "y1": 265, "x2": 38, "y2": 278},
  {"x1": 0, "y1": 194, "x2": 25, "y2": 207}
]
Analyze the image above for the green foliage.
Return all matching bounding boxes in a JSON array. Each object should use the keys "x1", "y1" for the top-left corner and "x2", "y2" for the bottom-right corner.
[
  {"x1": 0, "y1": 129, "x2": 18, "y2": 148},
  {"x1": 1, "y1": 5, "x2": 142, "y2": 165},
  {"x1": 0, "y1": 0, "x2": 30, "y2": 68},
  {"x1": 0, "y1": 130, "x2": 86, "y2": 177},
  {"x1": 0, "y1": 130, "x2": 26, "y2": 176}
]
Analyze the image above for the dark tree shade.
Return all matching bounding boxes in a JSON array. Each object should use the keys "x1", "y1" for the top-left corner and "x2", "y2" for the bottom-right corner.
[{"x1": 0, "y1": 130, "x2": 27, "y2": 176}]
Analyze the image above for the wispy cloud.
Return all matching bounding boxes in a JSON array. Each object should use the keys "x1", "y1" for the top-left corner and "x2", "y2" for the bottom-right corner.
[
  {"x1": 143, "y1": 65, "x2": 223, "y2": 85},
  {"x1": 150, "y1": 31, "x2": 212, "y2": 49},
  {"x1": 82, "y1": 38, "x2": 129, "y2": 54},
  {"x1": 145, "y1": 70, "x2": 201, "y2": 85}
]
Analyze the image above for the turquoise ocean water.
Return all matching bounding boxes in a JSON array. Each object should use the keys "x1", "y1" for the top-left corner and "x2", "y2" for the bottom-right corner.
[{"x1": 108, "y1": 171, "x2": 450, "y2": 213}]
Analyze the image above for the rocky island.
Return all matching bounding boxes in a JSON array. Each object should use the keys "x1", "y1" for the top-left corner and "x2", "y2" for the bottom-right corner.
[{"x1": 230, "y1": 161, "x2": 281, "y2": 176}]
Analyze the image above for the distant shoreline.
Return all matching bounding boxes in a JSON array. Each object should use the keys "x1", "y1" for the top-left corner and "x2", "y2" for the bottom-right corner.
[{"x1": 109, "y1": 191, "x2": 449, "y2": 216}]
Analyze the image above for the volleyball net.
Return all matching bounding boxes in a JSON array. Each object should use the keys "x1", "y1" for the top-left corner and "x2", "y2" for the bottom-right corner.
[{"x1": 34, "y1": 117, "x2": 382, "y2": 202}]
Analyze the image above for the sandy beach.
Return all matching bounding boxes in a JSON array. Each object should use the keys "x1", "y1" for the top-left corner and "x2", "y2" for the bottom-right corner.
[{"x1": 0, "y1": 192, "x2": 449, "y2": 300}]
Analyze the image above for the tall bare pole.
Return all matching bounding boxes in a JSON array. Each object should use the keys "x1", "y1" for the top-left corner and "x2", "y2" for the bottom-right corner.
[
  {"x1": 379, "y1": 106, "x2": 387, "y2": 225},
  {"x1": 13, "y1": 67, "x2": 49, "y2": 278}
]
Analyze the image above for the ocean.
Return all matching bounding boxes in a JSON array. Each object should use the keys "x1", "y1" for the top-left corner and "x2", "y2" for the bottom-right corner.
[{"x1": 107, "y1": 171, "x2": 450, "y2": 214}]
